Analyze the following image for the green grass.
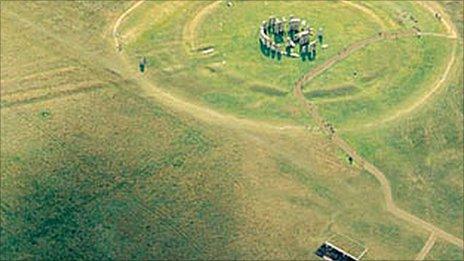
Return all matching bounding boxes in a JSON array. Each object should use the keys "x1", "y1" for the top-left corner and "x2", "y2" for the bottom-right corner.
[
  {"x1": 340, "y1": 46, "x2": 463, "y2": 237},
  {"x1": 426, "y1": 239, "x2": 464, "y2": 261},
  {"x1": 0, "y1": 83, "x2": 429, "y2": 260},
  {"x1": 440, "y1": 1, "x2": 464, "y2": 37},
  {"x1": 0, "y1": 85, "x2": 243, "y2": 260},
  {"x1": 361, "y1": 1, "x2": 447, "y2": 33},
  {"x1": 305, "y1": 36, "x2": 451, "y2": 128},
  {"x1": 1, "y1": 1, "x2": 462, "y2": 260},
  {"x1": 125, "y1": 1, "x2": 383, "y2": 125}
]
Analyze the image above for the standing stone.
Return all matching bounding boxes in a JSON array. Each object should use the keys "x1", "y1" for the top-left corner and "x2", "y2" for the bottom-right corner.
[{"x1": 317, "y1": 27, "x2": 324, "y2": 44}]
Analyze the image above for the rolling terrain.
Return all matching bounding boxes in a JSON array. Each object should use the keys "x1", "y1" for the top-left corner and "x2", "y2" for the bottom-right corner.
[{"x1": 1, "y1": 1, "x2": 463, "y2": 260}]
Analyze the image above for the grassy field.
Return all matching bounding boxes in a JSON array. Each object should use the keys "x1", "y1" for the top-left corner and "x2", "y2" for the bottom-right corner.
[
  {"x1": 305, "y1": 36, "x2": 452, "y2": 128},
  {"x1": 426, "y1": 239, "x2": 464, "y2": 260},
  {"x1": 340, "y1": 47, "x2": 463, "y2": 238},
  {"x1": 1, "y1": 1, "x2": 462, "y2": 260},
  {"x1": 123, "y1": 0, "x2": 462, "y2": 240},
  {"x1": 297, "y1": 0, "x2": 463, "y2": 242},
  {"x1": 124, "y1": 1, "x2": 382, "y2": 125}
]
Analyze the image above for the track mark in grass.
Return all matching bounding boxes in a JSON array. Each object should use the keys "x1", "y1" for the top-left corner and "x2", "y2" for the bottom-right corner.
[
  {"x1": 359, "y1": 71, "x2": 383, "y2": 83},
  {"x1": 304, "y1": 84, "x2": 359, "y2": 99},
  {"x1": 1, "y1": 82, "x2": 109, "y2": 109},
  {"x1": 249, "y1": 85, "x2": 288, "y2": 97}
]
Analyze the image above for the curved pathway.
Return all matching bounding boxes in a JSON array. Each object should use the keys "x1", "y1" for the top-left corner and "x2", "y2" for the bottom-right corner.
[
  {"x1": 360, "y1": 42, "x2": 457, "y2": 130},
  {"x1": 344, "y1": 2, "x2": 459, "y2": 131},
  {"x1": 112, "y1": 0, "x2": 464, "y2": 252},
  {"x1": 111, "y1": 1, "x2": 304, "y2": 133},
  {"x1": 112, "y1": 0, "x2": 145, "y2": 50},
  {"x1": 341, "y1": 1, "x2": 392, "y2": 30},
  {"x1": 182, "y1": 1, "x2": 221, "y2": 52},
  {"x1": 293, "y1": 16, "x2": 463, "y2": 252}
]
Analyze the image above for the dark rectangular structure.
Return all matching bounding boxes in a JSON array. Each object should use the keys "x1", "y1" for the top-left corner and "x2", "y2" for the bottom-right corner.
[{"x1": 315, "y1": 242, "x2": 358, "y2": 261}]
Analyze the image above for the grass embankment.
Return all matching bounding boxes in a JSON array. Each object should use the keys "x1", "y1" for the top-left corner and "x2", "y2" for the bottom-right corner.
[{"x1": 1, "y1": 1, "x2": 459, "y2": 260}]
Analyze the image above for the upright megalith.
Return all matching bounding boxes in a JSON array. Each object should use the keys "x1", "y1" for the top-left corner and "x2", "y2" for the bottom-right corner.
[
  {"x1": 317, "y1": 27, "x2": 324, "y2": 44},
  {"x1": 289, "y1": 17, "x2": 301, "y2": 33},
  {"x1": 258, "y1": 15, "x2": 325, "y2": 61},
  {"x1": 139, "y1": 57, "x2": 147, "y2": 73},
  {"x1": 268, "y1": 16, "x2": 276, "y2": 33}
]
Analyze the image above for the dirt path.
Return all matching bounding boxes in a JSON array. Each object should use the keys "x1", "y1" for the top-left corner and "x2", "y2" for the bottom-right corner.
[
  {"x1": 112, "y1": 0, "x2": 145, "y2": 50},
  {"x1": 128, "y1": 73, "x2": 305, "y2": 133},
  {"x1": 341, "y1": 1, "x2": 392, "y2": 30},
  {"x1": 345, "y1": 2, "x2": 459, "y2": 131},
  {"x1": 182, "y1": 1, "x2": 221, "y2": 52},
  {"x1": 360, "y1": 42, "x2": 457, "y2": 130},
  {"x1": 415, "y1": 232, "x2": 437, "y2": 260},
  {"x1": 113, "y1": 0, "x2": 464, "y2": 251},
  {"x1": 121, "y1": 2, "x2": 187, "y2": 46},
  {"x1": 417, "y1": 2, "x2": 457, "y2": 39},
  {"x1": 293, "y1": 29, "x2": 463, "y2": 252},
  {"x1": 111, "y1": 0, "x2": 304, "y2": 134}
]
